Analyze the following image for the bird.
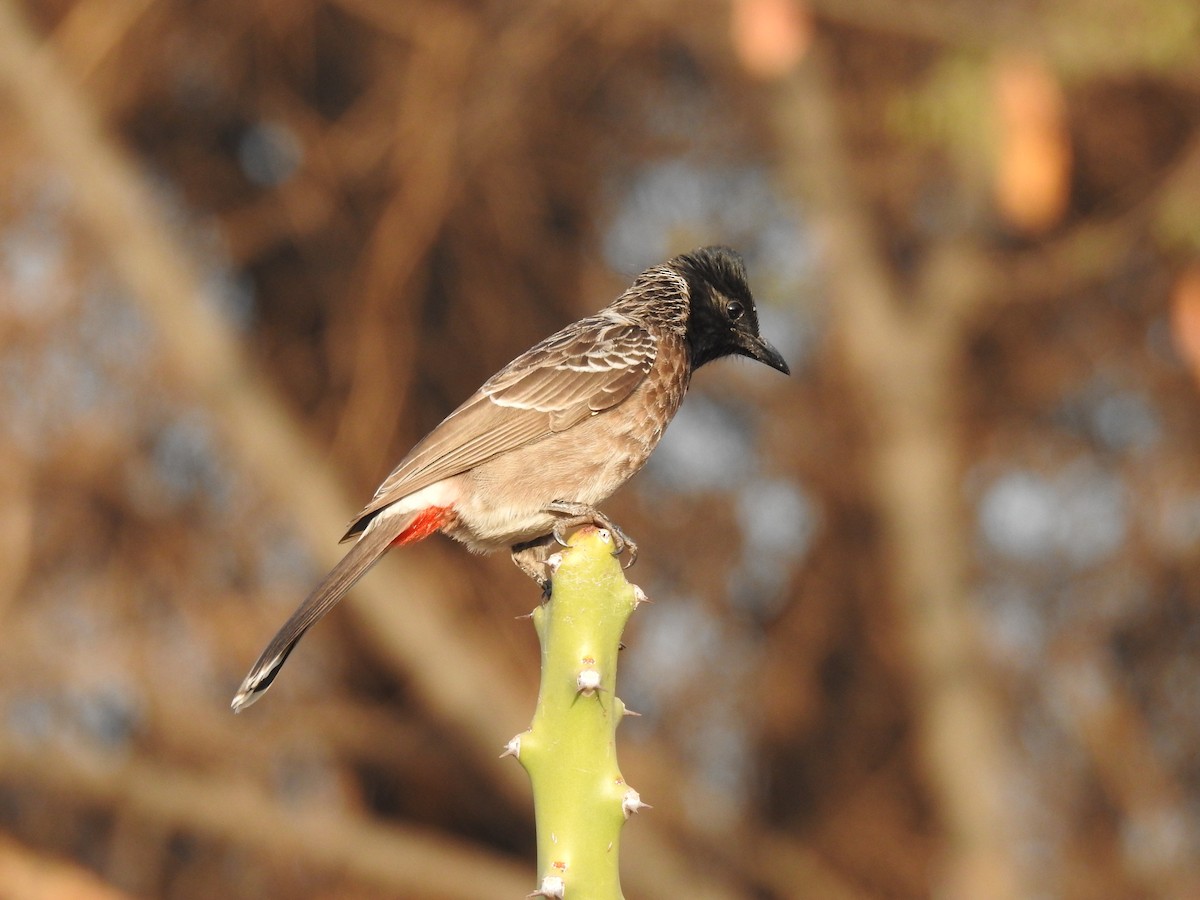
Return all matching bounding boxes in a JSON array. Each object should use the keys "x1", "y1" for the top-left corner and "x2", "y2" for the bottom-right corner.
[{"x1": 232, "y1": 246, "x2": 789, "y2": 712}]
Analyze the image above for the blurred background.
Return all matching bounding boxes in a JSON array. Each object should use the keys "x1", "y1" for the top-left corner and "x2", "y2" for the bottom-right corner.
[{"x1": 1, "y1": 0, "x2": 1199, "y2": 897}]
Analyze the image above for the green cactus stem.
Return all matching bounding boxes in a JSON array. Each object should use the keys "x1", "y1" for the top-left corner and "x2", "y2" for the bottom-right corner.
[{"x1": 508, "y1": 526, "x2": 648, "y2": 900}]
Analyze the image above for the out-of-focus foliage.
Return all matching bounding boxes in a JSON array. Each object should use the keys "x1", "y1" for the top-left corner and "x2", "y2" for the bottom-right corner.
[{"x1": 1, "y1": 0, "x2": 1199, "y2": 897}]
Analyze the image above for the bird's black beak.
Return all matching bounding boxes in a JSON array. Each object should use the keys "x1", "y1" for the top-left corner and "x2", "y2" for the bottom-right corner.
[{"x1": 741, "y1": 333, "x2": 790, "y2": 375}]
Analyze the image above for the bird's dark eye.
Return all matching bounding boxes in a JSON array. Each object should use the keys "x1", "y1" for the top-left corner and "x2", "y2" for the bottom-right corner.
[{"x1": 726, "y1": 300, "x2": 745, "y2": 321}]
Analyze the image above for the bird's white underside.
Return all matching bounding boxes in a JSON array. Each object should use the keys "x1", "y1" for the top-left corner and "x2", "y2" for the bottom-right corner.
[{"x1": 366, "y1": 478, "x2": 463, "y2": 526}]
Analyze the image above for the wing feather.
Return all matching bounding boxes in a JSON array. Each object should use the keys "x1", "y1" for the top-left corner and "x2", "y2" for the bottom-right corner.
[{"x1": 342, "y1": 315, "x2": 656, "y2": 538}]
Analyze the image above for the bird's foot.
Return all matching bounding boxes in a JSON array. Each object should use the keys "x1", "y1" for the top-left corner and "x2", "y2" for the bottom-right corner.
[
  {"x1": 511, "y1": 534, "x2": 557, "y2": 595},
  {"x1": 546, "y1": 500, "x2": 638, "y2": 568}
]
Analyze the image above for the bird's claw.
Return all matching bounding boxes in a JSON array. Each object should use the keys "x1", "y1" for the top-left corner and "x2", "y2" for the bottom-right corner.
[
  {"x1": 552, "y1": 521, "x2": 571, "y2": 548},
  {"x1": 548, "y1": 500, "x2": 638, "y2": 569},
  {"x1": 607, "y1": 522, "x2": 637, "y2": 567},
  {"x1": 620, "y1": 533, "x2": 638, "y2": 568}
]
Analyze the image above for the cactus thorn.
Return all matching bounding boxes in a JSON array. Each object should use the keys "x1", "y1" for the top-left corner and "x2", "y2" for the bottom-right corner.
[
  {"x1": 527, "y1": 875, "x2": 565, "y2": 899},
  {"x1": 499, "y1": 734, "x2": 522, "y2": 759},
  {"x1": 622, "y1": 787, "x2": 651, "y2": 819},
  {"x1": 576, "y1": 668, "x2": 603, "y2": 696}
]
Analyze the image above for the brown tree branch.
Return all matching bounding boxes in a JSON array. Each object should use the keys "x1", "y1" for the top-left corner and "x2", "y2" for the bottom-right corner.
[
  {"x1": 0, "y1": 0, "x2": 531, "y2": 807},
  {"x1": 767, "y1": 42, "x2": 1026, "y2": 900},
  {"x1": 0, "y1": 742, "x2": 529, "y2": 899},
  {"x1": 0, "y1": 834, "x2": 132, "y2": 900}
]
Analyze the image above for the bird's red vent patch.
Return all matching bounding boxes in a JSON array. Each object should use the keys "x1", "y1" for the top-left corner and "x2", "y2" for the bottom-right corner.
[{"x1": 392, "y1": 506, "x2": 453, "y2": 547}]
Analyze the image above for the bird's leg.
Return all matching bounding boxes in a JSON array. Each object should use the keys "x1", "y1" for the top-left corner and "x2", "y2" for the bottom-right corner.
[
  {"x1": 511, "y1": 533, "x2": 560, "y2": 599},
  {"x1": 546, "y1": 500, "x2": 638, "y2": 568}
]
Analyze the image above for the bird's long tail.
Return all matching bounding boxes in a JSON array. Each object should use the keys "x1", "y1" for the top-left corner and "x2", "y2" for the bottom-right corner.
[{"x1": 231, "y1": 511, "x2": 417, "y2": 712}]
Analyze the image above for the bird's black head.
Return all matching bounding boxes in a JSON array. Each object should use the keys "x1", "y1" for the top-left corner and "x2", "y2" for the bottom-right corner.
[{"x1": 672, "y1": 247, "x2": 790, "y2": 375}]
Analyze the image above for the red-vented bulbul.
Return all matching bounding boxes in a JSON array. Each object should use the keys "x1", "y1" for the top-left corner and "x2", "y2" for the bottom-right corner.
[{"x1": 232, "y1": 246, "x2": 788, "y2": 711}]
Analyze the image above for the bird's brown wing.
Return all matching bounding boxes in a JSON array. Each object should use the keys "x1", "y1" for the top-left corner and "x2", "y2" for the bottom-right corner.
[{"x1": 342, "y1": 314, "x2": 656, "y2": 538}]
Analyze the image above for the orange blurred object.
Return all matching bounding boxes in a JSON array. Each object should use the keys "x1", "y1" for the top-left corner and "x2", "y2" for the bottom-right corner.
[
  {"x1": 992, "y1": 53, "x2": 1071, "y2": 233},
  {"x1": 1171, "y1": 265, "x2": 1200, "y2": 385},
  {"x1": 731, "y1": 0, "x2": 811, "y2": 81}
]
